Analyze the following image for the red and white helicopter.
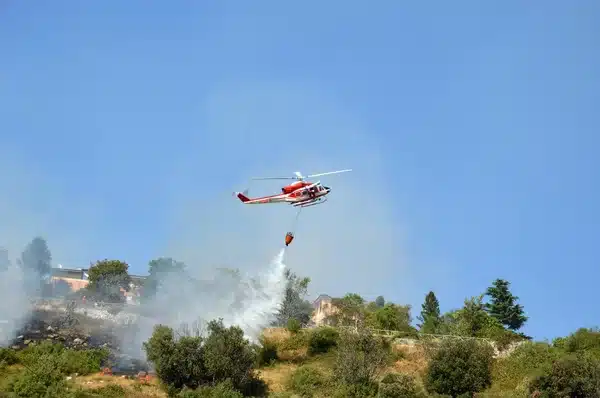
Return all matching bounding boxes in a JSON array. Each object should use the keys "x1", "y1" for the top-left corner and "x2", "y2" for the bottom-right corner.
[{"x1": 234, "y1": 169, "x2": 352, "y2": 208}]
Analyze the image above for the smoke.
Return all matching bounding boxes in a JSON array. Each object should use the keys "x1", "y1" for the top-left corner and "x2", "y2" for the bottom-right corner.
[
  {"x1": 117, "y1": 248, "x2": 288, "y2": 360},
  {"x1": 0, "y1": 263, "x2": 29, "y2": 346}
]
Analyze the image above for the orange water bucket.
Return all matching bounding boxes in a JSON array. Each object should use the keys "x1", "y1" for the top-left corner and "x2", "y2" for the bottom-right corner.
[{"x1": 285, "y1": 232, "x2": 294, "y2": 246}]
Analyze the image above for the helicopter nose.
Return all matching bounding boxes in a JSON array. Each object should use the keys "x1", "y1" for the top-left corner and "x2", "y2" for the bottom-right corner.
[{"x1": 324, "y1": 186, "x2": 331, "y2": 193}]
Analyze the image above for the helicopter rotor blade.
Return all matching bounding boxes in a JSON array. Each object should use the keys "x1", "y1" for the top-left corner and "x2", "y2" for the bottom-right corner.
[{"x1": 306, "y1": 169, "x2": 352, "y2": 178}]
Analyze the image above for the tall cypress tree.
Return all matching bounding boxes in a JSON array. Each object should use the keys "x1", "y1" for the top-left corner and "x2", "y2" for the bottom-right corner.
[
  {"x1": 418, "y1": 291, "x2": 441, "y2": 332},
  {"x1": 484, "y1": 279, "x2": 528, "y2": 331}
]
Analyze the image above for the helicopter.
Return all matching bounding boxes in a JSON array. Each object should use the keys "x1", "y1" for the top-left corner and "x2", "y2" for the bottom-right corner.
[{"x1": 233, "y1": 169, "x2": 352, "y2": 208}]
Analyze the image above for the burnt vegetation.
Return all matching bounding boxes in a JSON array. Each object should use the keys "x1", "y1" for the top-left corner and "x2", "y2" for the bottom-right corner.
[{"x1": 1, "y1": 237, "x2": 599, "y2": 397}]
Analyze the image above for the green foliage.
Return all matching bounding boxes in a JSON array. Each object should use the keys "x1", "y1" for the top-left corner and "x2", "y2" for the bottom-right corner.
[
  {"x1": 274, "y1": 269, "x2": 313, "y2": 327},
  {"x1": 425, "y1": 338, "x2": 494, "y2": 396},
  {"x1": 368, "y1": 303, "x2": 413, "y2": 332},
  {"x1": 562, "y1": 327, "x2": 600, "y2": 358},
  {"x1": 491, "y1": 341, "x2": 559, "y2": 392},
  {"x1": 418, "y1": 291, "x2": 441, "y2": 334},
  {"x1": 202, "y1": 319, "x2": 262, "y2": 393},
  {"x1": 257, "y1": 337, "x2": 279, "y2": 366},
  {"x1": 0, "y1": 347, "x2": 18, "y2": 366},
  {"x1": 307, "y1": 326, "x2": 339, "y2": 355},
  {"x1": 143, "y1": 324, "x2": 207, "y2": 392},
  {"x1": 379, "y1": 373, "x2": 424, "y2": 398},
  {"x1": 529, "y1": 353, "x2": 600, "y2": 396},
  {"x1": 7, "y1": 354, "x2": 68, "y2": 397},
  {"x1": 484, "y1": 278, "x2": 528, "y2": 331},
  {"x1": 144, "y1": 319, "x2": 266, "y2": 396},
  {"x1": 87, "y1": 259, "x2": 131, "y2": 303},
  {"x1": 375, "y1": 296, "x2": 385, "y2": 308},
  {"x1": 333, "y1": 328, "x2": 388, "y2": 389},
  {"x1": 74, "y1": 385, "x2": 128, "y2": 397},
  {"x1": 17, "y1": 341, "x2": 109, "y2": 375},
  {"x1": 327, "y1": 293, "x2": 366, "y2": 327},
  {"x1": 286, "y1": 318, "x2": 301, "y2": 334},
  {"x1": 18, "y1": 236, "x2": 52, "y2": 277},
  {"x1": 287, "y1": 366, "x2": 326, "y2": 397},
  {"x1": 177, "y1": 380, "x2": 244, "y2": 397},
  {"x1": 143, "y1": 257, "x2": 186, "y2": 301}
]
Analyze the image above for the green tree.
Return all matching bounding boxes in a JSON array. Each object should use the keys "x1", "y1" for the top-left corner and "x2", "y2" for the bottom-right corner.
[
  {"x1": 425, "y1": 338, "x2": 494, "y2": 396},
  {"x1": 417, "y1": 291, "x2": 441, "y2": 333},
  {"x1": 370, "y1": 303, "x2": 412, "y2": 332},
  {"x1": 202, "y1": 319, "x2": 266, "y2": 395},
  {"x1": 143, "y1": 324, "x2": 208, "y2": 394},
  {"x1": 327, "y1": 293, "x2": 366, "y2": 328},
  {"x1": 87, "y1": 259, "x2": 131, "y2": 302},
  {"x1": 142, "y1": 257, "x2": 186, "y2": 300},
  {"x1": 375, "y1": 296, "x2": 385, "y2": 308},
  {"x1": 18, "y1": 237, "x2": 52, "y2": 277},
  {"x1": 274, "y1": 269, "x2": 313, "y2": 327},
  {"x1": 485, "y1": 278, "x2": 528, "y2": 330}
]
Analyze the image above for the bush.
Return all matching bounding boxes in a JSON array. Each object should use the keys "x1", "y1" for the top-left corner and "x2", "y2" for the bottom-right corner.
[
  {"x1": 8, "y1": 354, "x2": 68, "y2": 398},
  {"x1": 144, "y1": 319, "x2": 267, "y2": 396},
  {"x1": 143, "y1": 324, "x2": 208, "y2": 392},
  {"x1": 307, "y1": 326, "x2": 339, "y2": 355},
  {"x1": 334, "y1": 328, "x2": 388, "y2": 388},
  {"x1": 203, "y1": 319, "x2": 264, "y2": 394},
  {"x1": 529, "y1": 353, "x2": 600, "y2": 396},
  {"x1": 379, "y1": 373, "x2": 424, "y2": 398},
  {"x1": 73, "y1": 385, "x2": 128, "y2": 397},
  {"x1": 16, "y1": 341, "x2": 109, "y2": 376},
  {"x1": 491, "y1": 341, "x2": 559, "y2": 392},
  {"x1": 425, "y1": 338, "x2": 494, "y2": 396},
  {"x1": 0, "y1": 347, "x2": 18, "y2": 366},
  {"x1": 257, "y1": 337, "x2": 279, "y2": 366},
  {"x1": 287, "y1": 318, "x2": 301, "y2": 334},
  {"x1": 177, "y1": 380, "x2": 244, "y2": 397},
  {"x1": 287, "y1": 366, "x2": 326, "y2": 397}
]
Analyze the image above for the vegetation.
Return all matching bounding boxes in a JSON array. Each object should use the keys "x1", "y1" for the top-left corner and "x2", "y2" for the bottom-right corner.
[{"x1": 1, "y1": 237, "x2": 600, "y2": 397}]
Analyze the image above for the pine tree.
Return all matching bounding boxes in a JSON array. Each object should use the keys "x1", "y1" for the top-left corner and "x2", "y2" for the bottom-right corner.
[
  {"x1": 418, "y1": 291, "x2": 441, "y2": 333},
  {"x1": 484, "y1": 278, "x2": 528, "y2": 331}
]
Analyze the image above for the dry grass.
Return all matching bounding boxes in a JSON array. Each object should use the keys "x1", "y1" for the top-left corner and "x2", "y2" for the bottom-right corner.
[
  {"x1": 258, "y1": 363, "x2": 300, "y2": 393},
  {"x1": 389, "y1": 343, "x2": 429, "y2": 378},
  {"x1": 73, "y1": 373, "x2": 166, "y2": 397}
]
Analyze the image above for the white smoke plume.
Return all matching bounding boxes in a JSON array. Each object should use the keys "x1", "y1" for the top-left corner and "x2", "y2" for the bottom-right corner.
[{"x1": 115, "y1": 248, "x2": 288, "y2": 360}]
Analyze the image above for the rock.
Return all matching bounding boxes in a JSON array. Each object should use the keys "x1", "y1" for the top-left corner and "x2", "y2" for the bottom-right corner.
[
  {"x1": 24, "y1": 340, "x2": 31, "y2": 345},
  {"x1": 73, "y1": 338, "x2": 83, "y2": 345},
  {"x1": 47, "y1": 326, "x2": 55, "y2": 332},
  {"x1": 65, "y1": 376, "x2": 72, "y2": 381},
  {"x1": 11, "y1": 345, "x2": 19, "y2": 350}
]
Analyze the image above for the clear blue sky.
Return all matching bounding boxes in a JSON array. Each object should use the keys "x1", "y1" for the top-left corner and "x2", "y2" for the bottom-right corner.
[{"x1": 1, "y1": 1, "x2": 599, "y2": 341}]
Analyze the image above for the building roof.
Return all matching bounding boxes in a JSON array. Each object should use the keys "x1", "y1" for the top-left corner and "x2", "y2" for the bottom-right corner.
[{"x1": 313, "y1": 294, "x2": 332, "y2": 307}]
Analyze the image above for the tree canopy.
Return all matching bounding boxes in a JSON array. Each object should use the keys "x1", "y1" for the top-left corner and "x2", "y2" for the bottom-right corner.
[
  {"x1": 484, "y1": 278, "x2": 528, "y2": 331},
  {"x1": 86, "y1": 259, "x2": 131, "y2": 303}
]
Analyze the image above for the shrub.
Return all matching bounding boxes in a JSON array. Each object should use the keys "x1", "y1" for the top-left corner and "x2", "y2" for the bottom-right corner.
[
  {"x1": 334, "y1": 328, "x2": 388, "y2": 388},
  {"x1": 0, "y1": 347, "x2": 18, "y2": 366},
  {"x1": 143, "y1": 324, "x2": 208, "y2": 393},
  {"x1": 287, "y1": 318, "x2": 301, "y2": 334},
  {"x1": 563, "y1": 327, "x2": 600, "y2": 358},
  {"x1": 8, "y1": 354, "x2": 68, "y2": 398},
  {"x1": 425, "y1": 338, "x2": 494, "y2": 396},
  {"x1": 379, "y1": 373, "x2": 423, "y2": 398},
  {"x1": 16, "y1": 341, "x2": 109, "y2": 376},
  {"x1": 73, "y1": 385, "x2": 128, "y2": 397},
  {"x1": 287, "y1": 366, "x2": 326, "y2": 397},
  {"x1": 202, "y1": 319, "x2": 262, "y2": 393},
  {"x1": 307, "y1": 326, "x2": 338, "y2": 355},
  {"x1": 491, "y1": 341, "x2": 559, "y2": 391},
  {"x1": 177, "y1": 380, "x2": 244, "y2": 397},
  {"x1": 529, "y1": 353, "x2": 600, "y2": 396},
  {"x1": 257, "y1": 337, "x2": 279, "y2": 366}
]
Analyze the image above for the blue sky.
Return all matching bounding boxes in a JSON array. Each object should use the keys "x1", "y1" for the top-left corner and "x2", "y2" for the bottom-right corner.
[{"x1": 1, "y1": 1, "x2": 599, "y2": 341}]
